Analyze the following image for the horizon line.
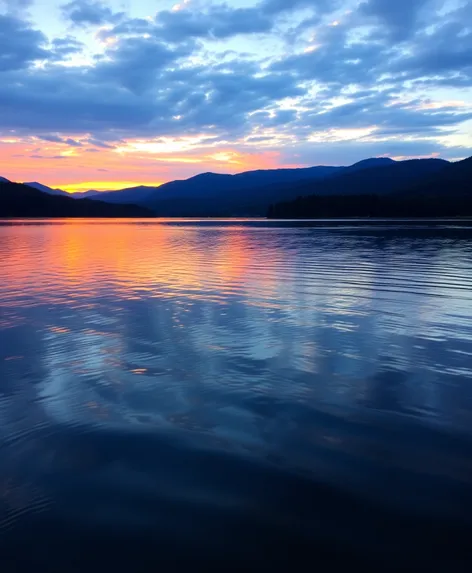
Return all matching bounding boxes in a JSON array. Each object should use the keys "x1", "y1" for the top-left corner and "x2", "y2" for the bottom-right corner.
[{"x1": 6, "y1": 153, "x2": 463, "y2": 194}]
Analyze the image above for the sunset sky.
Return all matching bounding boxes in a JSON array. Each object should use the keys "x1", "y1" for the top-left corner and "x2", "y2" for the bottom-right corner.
[{"x1": 0, "y1": 0, "x2": 471, "y2": 193}]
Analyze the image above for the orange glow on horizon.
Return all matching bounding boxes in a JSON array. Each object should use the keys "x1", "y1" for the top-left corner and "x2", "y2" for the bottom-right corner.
[
  {"x1": 60, "y1": 181, "x2": 164, "y2": 193},
  {"x1": 0, "y1": 137, "x2": 299, "y2": 193}
]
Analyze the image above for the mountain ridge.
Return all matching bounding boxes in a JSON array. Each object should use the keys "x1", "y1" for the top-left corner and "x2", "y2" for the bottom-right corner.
[
  {"x1": 268, "y1": 156, "x2": 471, "y2": 219},
  {"x1": 100, "y1": 158, "x2": 398, "y2": 214},
  {"x1": 24, "y1": 181, "x2": 68, "y2": 196},
  {"x1": 0, "y1": 181, "x2": 152, "y2": 218},
  {"x1": 3, "y1": 157, "x2": 412, "y2": 207},
  {"x1": 2, "y1": 155, "x2": 469, "y2": 218},
  {"x1": 90, "y1": 164, "x2": 347, "y2": 206},
  {"x1": 140, "y1": 157, "x2": 449, "y2": 216},
  {"x1": 24, "y1": 182, "x2": 100, "y2": 199}
]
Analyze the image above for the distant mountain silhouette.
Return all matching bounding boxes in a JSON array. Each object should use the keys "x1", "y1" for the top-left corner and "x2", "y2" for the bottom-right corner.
[
  {"x1": 90, "y1": 185, "x2": 159, "y2": 204},
  {"x1": 15, "y1": 157, "x2": 403, "y2": 216},
  {"x1": 141, "y1": 158, "x2": 446, "y2": 216},
  {"x1": 142, "y1": 166, "x2": 344, "y2": 212},
  {"x1": 24, "y1": 182, "x2": 100, "y2": 199},
  {"x1": 24, "y1": 181, "x2": 68, "y2": 196},
  {"x1": 0, "y1": 182, "x2": 152, "y2": 218},
  {"x1": 341, "y1": 157, "x2": 396, "y2": 173},
  {"x1": 275, "y1": 158, "x2": 449, "y2": 199},
  {"x1": 269, "y1": 157, "x2": 472, "y2": 218},
  {"x1": 66, "y1": 189, "x2": 101, "y2": 199},
  {"x1": 5, "y1": 155, "x2": 468, "y2": 219},
  {"x1": 90, "y1": 165, "x2": 347, "y2": 210},
  {"x1": 0, "y1": 176, "x2": 10, "y2": 183},
  {"x1": 400, "y1": 155, "x2": 472, "y2": 197}
]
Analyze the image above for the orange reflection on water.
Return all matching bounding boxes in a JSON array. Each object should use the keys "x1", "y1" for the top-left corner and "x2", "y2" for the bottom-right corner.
[
  {"x1": 49, "y1": 327, "x2": 71, "y2": 334},
  {"x1": 214, "y1": 229, "x2": 251, "y2": 285},
  {"x1": 0, "y1": 219, "x2": 282, "y2": 309}
]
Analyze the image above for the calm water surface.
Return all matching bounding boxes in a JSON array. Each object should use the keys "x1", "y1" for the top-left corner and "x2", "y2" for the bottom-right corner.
[{"x1": 1, "y1": 219, "x2": 472, "y2": 571}]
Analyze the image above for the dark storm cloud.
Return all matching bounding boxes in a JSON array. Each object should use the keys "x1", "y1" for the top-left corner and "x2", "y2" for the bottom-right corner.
[{"x1": 61, "y1": 0, "x2": 124, "y2": 27}]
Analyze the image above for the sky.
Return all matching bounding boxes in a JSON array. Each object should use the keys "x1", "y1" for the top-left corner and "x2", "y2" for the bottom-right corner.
[{"x1": 0, "y1": 0, "x2": 471, "y2": 192}]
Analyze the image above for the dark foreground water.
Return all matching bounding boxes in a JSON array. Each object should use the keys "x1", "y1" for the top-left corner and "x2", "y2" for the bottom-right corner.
[{"x1": 1, "y1": 219, "x2": 472, "y2": 571}]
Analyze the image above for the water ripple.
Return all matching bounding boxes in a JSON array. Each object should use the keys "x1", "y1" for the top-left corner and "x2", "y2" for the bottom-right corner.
[{"x1": 2, "y1": 219, "x2": 472, "y2": 570}]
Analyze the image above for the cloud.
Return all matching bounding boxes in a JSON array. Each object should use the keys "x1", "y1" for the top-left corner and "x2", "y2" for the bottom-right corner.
[
  {"x1": 0, "y1": 0, "x2": 470, "y2": 168},
  {"x1": 0, "y1": 0, "x2": 35, "y2": 13},
  {"x1": 154, "y1": 5, "x2": 273, "y2": 42},
  {"x1": 38, "y1": 134, "x2": 64, "y2": 143},
  {"x1": 50, "y1": 36, "x2": 84, "y2": 58},
  {"x1": 0, "y1": 14, "x2": 48, "y2": 71},
  {"x1": 0, "y1": 65, "x2": 159, "y2": 134},
  {"x1": 358, "y1": 0, "x2": 431, "y2": 40},
  {"x1": 61, "y1": 0, "x2": 124, "y2": 27},
  {"x1": 102, "y1": 0, "x2": 336, "y2": 44},
  {"x1": 65, "y1": 138, "x2": 83, "y2": 146},
  {"x1": 261, "y1": 0, "x2": 335, "y2": 15},
  {"x1": 278, "y1": 138, "x2": 472, "y2": 166},
  {"x1": 270, "y1": 19, "x2": 386, "y2": 87},
  {"x1": 93, "y1": 36, "x2": 196, "y2": 94},
  {"x1": 272, "y1": 3, "x2": 472, "y2": 89},
  {"x1": 37, "y1": 134, "x2": 83, "y2": 146},
  {"x1": 88, "y1": 138, "x2": 115, "y2": 149},
  {"x1": 30, "y1": 154, "x2": 69, "y2": 159},
  {"x1": 390, "y1": 12, "x2": 472, "y2": 84}
]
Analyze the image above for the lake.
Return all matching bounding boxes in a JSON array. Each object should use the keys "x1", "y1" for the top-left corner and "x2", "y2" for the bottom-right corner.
[{"x1": 1, "y1": 219, "x2": 472, "y2": 571}]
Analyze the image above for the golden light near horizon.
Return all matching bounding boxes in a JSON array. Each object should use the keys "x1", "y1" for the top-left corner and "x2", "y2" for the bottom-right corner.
[
  {"x1": 208, "y1": 152, "x2": 242, "y2": 163},
  {"x1": 60, "y1": 181, "x2": 164, "y2": 193},
  {"x1": 0, "y1": 134, "x2": 301, "y2": 191}
]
